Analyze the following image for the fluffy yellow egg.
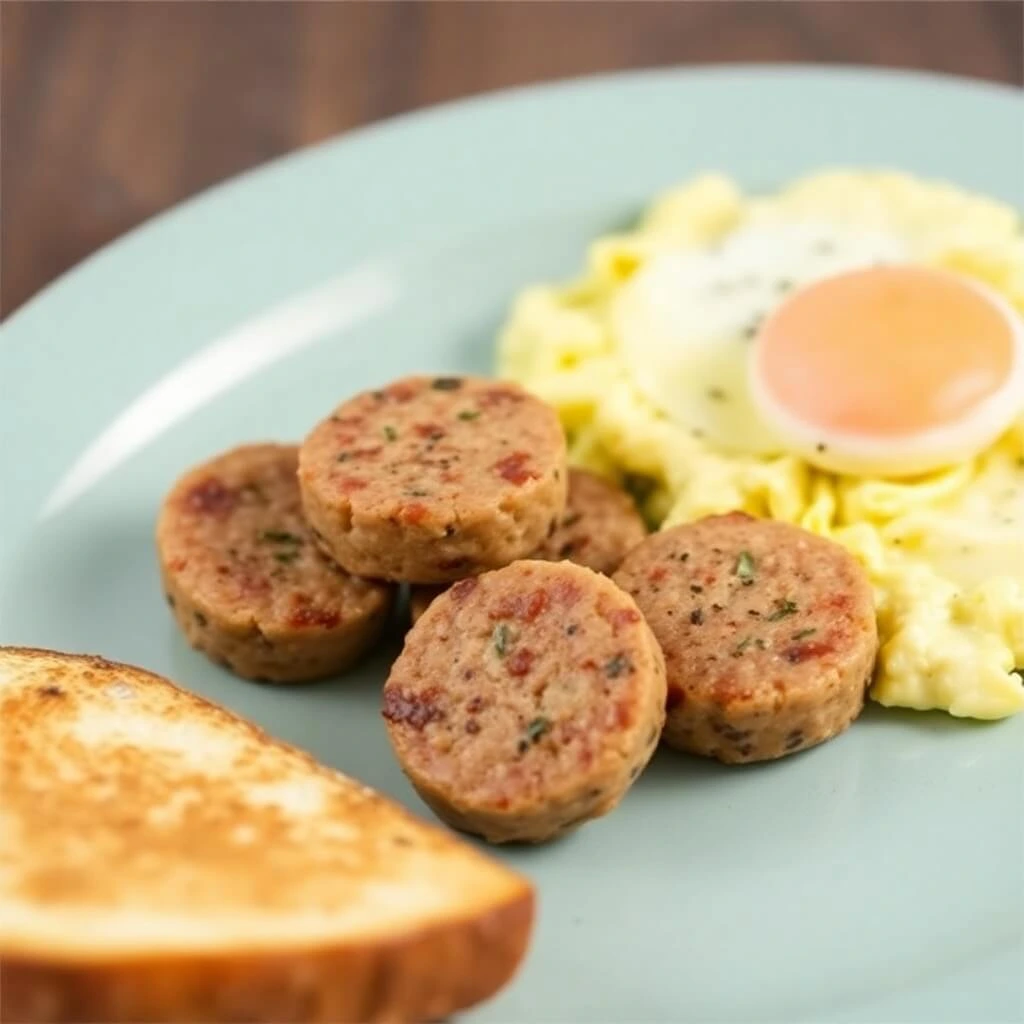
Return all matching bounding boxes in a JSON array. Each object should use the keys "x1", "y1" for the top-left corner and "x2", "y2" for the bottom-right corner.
[{"x1": 496, "y1": 170, "x2": 1024, "y2": 720}]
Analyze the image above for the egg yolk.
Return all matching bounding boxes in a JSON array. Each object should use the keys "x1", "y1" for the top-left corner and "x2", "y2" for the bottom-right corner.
[{"x1": 756, "y1": 266, "x2": 1016, "y2": 437}]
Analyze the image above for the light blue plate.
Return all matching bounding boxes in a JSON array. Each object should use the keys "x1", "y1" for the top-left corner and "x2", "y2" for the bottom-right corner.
[{"x1": 2, "y1": 67, "x2": 1022, "y2": 1022}]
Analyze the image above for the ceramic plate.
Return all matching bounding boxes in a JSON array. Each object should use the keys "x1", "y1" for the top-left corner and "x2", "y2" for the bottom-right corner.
[{"x1": 2, "y1": 67, "x2": 1022, "y2": 1022}]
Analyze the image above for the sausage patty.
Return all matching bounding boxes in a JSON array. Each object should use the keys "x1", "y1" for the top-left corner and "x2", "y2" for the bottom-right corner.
[
  {"x1": 157, "y1": 444, "x2": 395, "y2": 682},
  {"x1": 533, "y1": 469, "x2": 647, "y2": 573},
  {"x1": 298, "y1": 376, "x2": 568, "y2": 583},
  {"x1": 408, "y1": 469, "x2": 646, "y2": 624},
  {"x1": 613, "y1": 512, "x2": 878, "y2": 763},
  {"x1": 383, "y1": 560, "x2": 666, "y2": 843}
]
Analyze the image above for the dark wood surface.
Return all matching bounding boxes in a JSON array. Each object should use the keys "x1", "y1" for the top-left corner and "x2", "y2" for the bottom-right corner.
[{"x1": 3, "y1": 0, "x2": 1022, "y2": 318}]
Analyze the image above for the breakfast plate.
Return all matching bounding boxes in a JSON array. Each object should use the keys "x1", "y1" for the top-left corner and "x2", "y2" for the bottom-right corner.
[{"x1": 2, "y1": 66, "x2": 1022, "y2": 1022}]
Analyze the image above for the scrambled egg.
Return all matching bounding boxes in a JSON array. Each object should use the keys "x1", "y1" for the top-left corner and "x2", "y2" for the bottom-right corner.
[{"x1": 497, "y1": 170, "x2": 1024, "y2": 720}]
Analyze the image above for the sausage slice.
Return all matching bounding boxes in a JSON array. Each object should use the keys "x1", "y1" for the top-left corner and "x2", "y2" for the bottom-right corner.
[
  {"x1": 613, "y1": 512, "x2": 877, "y2": 763},
  {"x1": 298, "y1": 376, "x2": 568, "y2": 583},
  {"x1": 383, "y1": 561, "x2": 666, "y2": 843},
  {"x1": 157, "y1": 444, "x2": 394, "y2": 682}
]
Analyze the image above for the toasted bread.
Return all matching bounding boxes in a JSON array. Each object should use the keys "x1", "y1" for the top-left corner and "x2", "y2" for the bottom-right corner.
[{"x1": 0, "y1": 647, "x2": 534, "y2": 1023}]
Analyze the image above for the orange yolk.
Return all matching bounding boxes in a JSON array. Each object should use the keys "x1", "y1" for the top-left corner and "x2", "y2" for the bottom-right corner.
[{"x1": 756, "y1": 266, "x2": 1016, "y2": 437}]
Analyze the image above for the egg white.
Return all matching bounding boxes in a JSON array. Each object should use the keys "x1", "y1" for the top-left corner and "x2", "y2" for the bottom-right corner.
[{"x1": 612, "y1": 221, "x2": 909, "y2": 454}]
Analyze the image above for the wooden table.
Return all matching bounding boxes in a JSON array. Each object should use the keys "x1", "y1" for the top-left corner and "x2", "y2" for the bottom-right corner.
[{"x1": 3, "y1": 0, "x2": 1021, "y2": 317}]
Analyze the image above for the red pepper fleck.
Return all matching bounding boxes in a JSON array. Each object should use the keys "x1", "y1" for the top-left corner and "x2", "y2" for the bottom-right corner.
[
  {"x1": 491, "y1": 589, "x2": 549, "y2": 623},
  {"x1": 549, "y1": 578, "x2": 583, "y2": 607},
  {"x1": 337, "y1": 476, "x2": 368, "y2": 492},
  {"x1": 398, "y1": 501, "x2": 430, "y2": 525},
  {"x1": 440, "y1": 470, "x2": 462, "y2": 484},
  {"x1": 493, "y1": 451, "x2": 538, "y2": 486},
  {"x1": 607, "y1": 607, "x2": 641, "y2": 631},
  {"x1": 450, "y1": 578, "x2": 479, "y2": 601},
  {"x1": 525, "y1": 590, "x2": 549, "y2": 620},
  {"x1": 580, "y1": 658, "x2": 599, "y2": 671},
  {"x1": 647, "y1": 565, "x2": 669, "y2": 583},
  {"x1": 414, "y1": 423, "x2": 446, "y2": 440},
  {"x1": 288, "y1": 604, "x2": 342, "y2": 629},
  {"x1": 184, "y1": 477, "x2": 237, "y2": 518},
  {"x1": 385, "y1": 381, "x2": 418, "y2": 402},
  {"x1": 666, "y1": 686, "x2": 685, "y2": 711},
  {"x1": 382, "y1": 686, "x2": 445, "y2": 729},
  {"x1": 168, "y1": 557, "x2": 188, "y2": 572},
  {"x1": 822, "y1": 593, "x2": 852, "y2": 613},
  {"x1": 478, "y1": 387, "x2": 526, "y2": 407},
  {"x1": 466, "y1": 696, "x2": 485, "y2": 713},
  {"x1": 506, "y1": 648, "x2": 535, "y2": 677},
  {"x1": 615, "y1": 700, "x2": 634, "y2": 729},
  {"x1": 343, "y1": 446, "x2": 384, "y2": 461},
  {"x1": 783, "y1": 639, "x2": 834, "y2": 664}
]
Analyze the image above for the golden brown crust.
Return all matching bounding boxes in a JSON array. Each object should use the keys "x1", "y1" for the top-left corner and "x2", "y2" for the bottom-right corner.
[
  {"x1": 1, "y1": 892, "x2": 533, "y2": 1024},
  {"x1": 0, "y1": 647, "x2": 535, "y2": 1023}
]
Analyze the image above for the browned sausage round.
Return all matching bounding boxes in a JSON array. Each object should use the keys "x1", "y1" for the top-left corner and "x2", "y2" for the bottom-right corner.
[
  {"x1": 383, "y1": 560, "x2": 666, "y2": 843},
  {"x1": 157, "y1": 444, "x2": 394, "y2": 682},
  {"x1": 613, "y1": 512, "x2": 877, "y2": 763},
  {"x1": 533, "y1": 468, "x2": 647, "y2": 573},
  {"x1": 298, "y1": 376, "x2": 568, "y2": 583}
]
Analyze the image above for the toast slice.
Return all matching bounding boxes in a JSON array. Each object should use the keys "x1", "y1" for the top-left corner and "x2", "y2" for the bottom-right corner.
[{"x1": 0, "y1": 647, "x2": 534, "y2": 1023}]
